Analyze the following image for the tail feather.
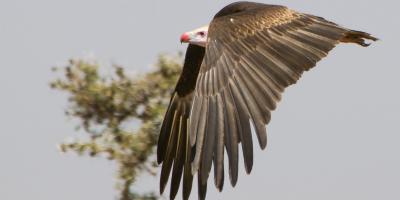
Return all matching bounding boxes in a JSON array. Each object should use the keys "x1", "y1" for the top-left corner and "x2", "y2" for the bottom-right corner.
[{"x1": 340, "y1": 30, "x2": 378, "y2": 47}]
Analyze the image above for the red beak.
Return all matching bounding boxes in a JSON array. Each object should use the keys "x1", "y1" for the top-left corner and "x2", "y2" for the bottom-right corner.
[{"x1": 180, "y1": 33, "x2": 190, "y2": 43}]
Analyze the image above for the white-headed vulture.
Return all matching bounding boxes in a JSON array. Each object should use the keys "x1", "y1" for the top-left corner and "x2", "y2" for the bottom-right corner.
[{"x1": 157, "y1": 1, "x2": 377, "y2": 200}]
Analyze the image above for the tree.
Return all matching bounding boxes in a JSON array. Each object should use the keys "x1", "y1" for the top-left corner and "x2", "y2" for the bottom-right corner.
[{"x1": 50, "y1": 54, "x2": 183, "y2": 200}]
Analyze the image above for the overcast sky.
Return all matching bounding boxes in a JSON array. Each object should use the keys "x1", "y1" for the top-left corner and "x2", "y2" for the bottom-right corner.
[{"x1": 0, "y1": 0, "x2": 399, "y2": 200}]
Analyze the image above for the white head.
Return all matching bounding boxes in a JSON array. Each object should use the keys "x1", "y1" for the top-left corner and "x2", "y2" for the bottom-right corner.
[{"x1": 180, "y1": 25, "x2": 209, "y2": 47}]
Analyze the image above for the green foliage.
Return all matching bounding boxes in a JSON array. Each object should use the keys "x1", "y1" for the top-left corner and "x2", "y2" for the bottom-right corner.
[{"x1": 51, "y1": 54, "x2": 182, "y2": 200}]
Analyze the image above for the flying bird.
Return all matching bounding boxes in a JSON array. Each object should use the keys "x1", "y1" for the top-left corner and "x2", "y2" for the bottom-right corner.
[{"x1": 157, "y1": 1, "x2": 377, "y2": 200}]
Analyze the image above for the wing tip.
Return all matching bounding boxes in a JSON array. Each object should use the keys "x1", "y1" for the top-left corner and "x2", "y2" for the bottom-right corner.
[{"x1": 340, "y1": 30, "x2": 379, "y2": 47}]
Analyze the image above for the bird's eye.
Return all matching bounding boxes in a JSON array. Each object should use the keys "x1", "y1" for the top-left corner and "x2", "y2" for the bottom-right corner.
[{"x1": 199, "y1": 31, "x2": 205, "y2": 36}]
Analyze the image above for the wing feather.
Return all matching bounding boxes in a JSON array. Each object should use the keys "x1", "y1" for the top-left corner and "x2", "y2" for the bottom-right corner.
[
  {"x1": 169, "y1": 114, "x2": 185, "y2": 199},
  {"x1": 182, "y1": 124, "x2": 194, "y2": 200},
  {"x1": 160, "y1": 106, "x2": 181, "y2": 193},
  {"x1": 235, "y1": 67, "x2": 268, "y2": 149},
  {"x1": 192, "y1": 97, "x2": 208, "y2": 173},
  {"x1": 228, "y1": 79, "x2": 254, "y2": 174},
  {"x1": 157, "y1": 95, "x2": 178, "y2": 163},
  {"x1": 221, "y1": 89, "x2": 239, "y2": 186},
  {"x1": 199, "y1": 96, "x2": 216, "y2": 184},
  {"x1": 213, "y1": 94, "x2": 225, "y2": 190}
]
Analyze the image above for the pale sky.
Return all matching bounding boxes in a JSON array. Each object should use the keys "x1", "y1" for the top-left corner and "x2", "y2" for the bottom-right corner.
[{"x1": 0, "y1": 0, "x2": 399, "y2": 200}]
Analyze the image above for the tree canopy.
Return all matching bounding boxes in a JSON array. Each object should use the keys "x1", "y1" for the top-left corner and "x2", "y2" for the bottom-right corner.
[{"x1": 51, "y1": 54, "x2": 183, "y2": 200}]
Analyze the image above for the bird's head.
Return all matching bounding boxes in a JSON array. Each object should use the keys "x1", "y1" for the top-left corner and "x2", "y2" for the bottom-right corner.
[{"x1": 180, "y1": 25, "x2": 209, "y2": 47}]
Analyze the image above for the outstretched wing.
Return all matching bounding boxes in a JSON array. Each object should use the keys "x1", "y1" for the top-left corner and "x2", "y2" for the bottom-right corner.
[
  {"x1": 189, "y1": 4, "x2": 375, "y2": 199},
  {"x1": 158, "y1": 3, "x2": 377, "y2": 200},
  {"x1": 157, "y1": 44, "x2": 205, "y2": 200}
]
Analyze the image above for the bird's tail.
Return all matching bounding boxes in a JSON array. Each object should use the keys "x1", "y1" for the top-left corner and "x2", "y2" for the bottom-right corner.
[{"x1": 340, "y1": 30, "x2": 378, "y2": 47}]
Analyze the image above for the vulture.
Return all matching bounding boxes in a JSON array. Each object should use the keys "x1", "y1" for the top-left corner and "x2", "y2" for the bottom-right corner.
[{"x1": 157, "y1": 1, "x2": 377, "y2": 200}]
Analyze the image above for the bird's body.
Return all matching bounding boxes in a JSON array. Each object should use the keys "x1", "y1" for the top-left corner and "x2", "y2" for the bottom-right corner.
[{"x1": 157, "y1": 2, "x2": 377, "y2": 200}]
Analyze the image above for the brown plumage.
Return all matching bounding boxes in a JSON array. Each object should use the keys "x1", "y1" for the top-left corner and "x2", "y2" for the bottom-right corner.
[{"x1": 157, "y1": 2, "x2": 377, "y2": 200}]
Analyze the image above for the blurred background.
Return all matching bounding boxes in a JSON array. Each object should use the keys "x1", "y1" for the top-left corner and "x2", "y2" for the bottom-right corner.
[{"x1": 1, "y1": 0, "x2": 399, "y2": 200}]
